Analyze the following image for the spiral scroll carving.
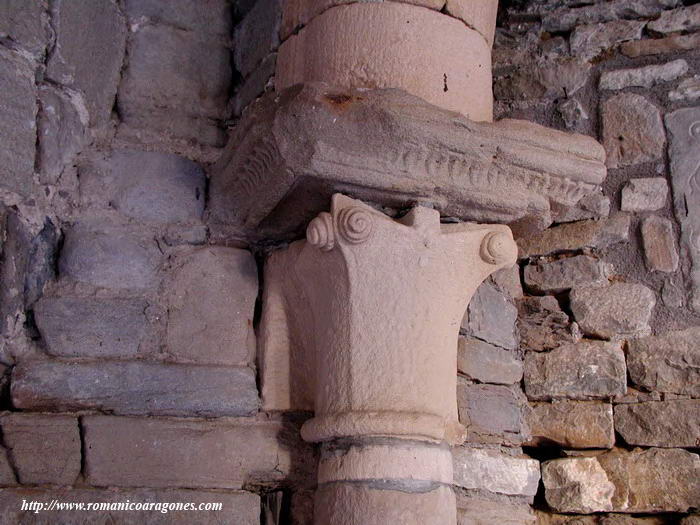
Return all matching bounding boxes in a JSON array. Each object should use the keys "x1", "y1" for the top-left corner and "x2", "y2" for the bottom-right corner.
[
  {"x1": 337, "y1": 206, "x2": 373, "y2": 244},
  {"x1": 306, "y1": 212, "x2": 335, "y2": 251},
  {"x1": 480, "y1": 231, "x2": 516, "y2": 265}
]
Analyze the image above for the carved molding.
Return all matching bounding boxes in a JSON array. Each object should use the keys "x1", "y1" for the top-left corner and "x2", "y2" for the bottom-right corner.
[{"x1": 209, "y1": 83, "x2": 607, "y2": 242}]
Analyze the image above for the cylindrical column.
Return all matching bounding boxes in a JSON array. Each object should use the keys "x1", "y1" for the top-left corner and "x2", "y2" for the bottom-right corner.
[
  {"x1": 275, "y1": 1, "x2": 498, "y2": 121},
  {"x1": 316, "y1": 440, "x2": 456, "y2": 525}
]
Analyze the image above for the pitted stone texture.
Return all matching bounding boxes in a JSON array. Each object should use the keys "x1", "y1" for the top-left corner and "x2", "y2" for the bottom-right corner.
[
  {"x1": 124, "y1": 0, "x2": 232, "y2": 37},
  {"x1": 665, "y1": 107, "x2": 700, "y2": 313},
  {"x1": 453, "y1": 447, "x2": 540, "y2": 498},
  {"x1": 494, "y1": 57, "x2": 591, "y2": 103},
  {"x1": 37, "y1": 85, "x2": 88, "y2": 184},
  {"x1": 526, "y1": 401, "x2": 614, "y2": 449},
  {"x1": 34, "y1": 297, "x2": 149, "y2": 359},
  {"x1": 118, "y1": 24, "x2": 230, "y2": 147},
  {"x1": 46, "y1": 0, "x2": 126, "y2": 128},
  {"x1": 277, "y1": 4, "x2": 493, "y2": 121},
  {"x1": 641, "y1": 216, "x2": 679, "y2": 272},
  {"x1": 490, "y1": 265, "x2": 523, "y2": 301},
  {"x1": 84, "y1": 415, "x2": 311, "y2": 489},
  {"x1": 670, "y1": 76, "x2": 700, "y2": 102},
  {"x1": 517, "y1": 296, "x2": 580, "y2": 352},
  {"x1": 524, "y1": 255, "x2": 611, "y2": 294},
  {"x1": 602, "y1": 94, "x2": 666, "y2": 169},
  {"x1": 457, "y1": 499, "x2": 535, "y2": 525},
  {"x1": 315, "y1": 483, "x2": 456, "y2": 525},
  {"x1": 234, "y1": 0, "x2": 281, "y2": 78},
  {"x1": 620, "y1": 178, "x2": 669, "y2": 212},
  {"x1": 210, "y1": 84, "x2": 606, "y2": 241},
  {"x1": 542, "y1": 457, "x2": 615, "y2": 513},
  {"x1": 0, "y1": 0, "x2": 50, "y2": 57},
  {"x1": 570, "y1": 283, "x2": 655, "y2": 339},
  {"x1": 524, "y1": 340, "x2": 626, "y2": 401},
  {"x1": 318, "y1": 442, "x2": 452, "y2": 484},
  {"x1": 444, "y1": 0, "x2": 499, "y2": 47},
  {"x1": 648, "y1": 4, "x2": 700, "y2": 34},
  {"x1": 59, "y1": 221, "x2": 162, "y2": 290},
  {"x1": 622, "y1": 33, "x2": 700, "y2": 57},
  {"x1": 166, "y1": 247, "x2": 257, "y2": 366},
  {"x1": 517, "y1": 215, "x2": 630, "y2": 258},
  {"x1": 597, "y1": 448, "x2": 700, "y2": 513},
  {"x1": 0, "y1": 488, "x2": 259, "y2": 525},
  {"x1": 538, "y1": 513, "x2": 667, "y2": 525},
  {"x1": 233, "y1": 53, "x2": 277, "y2": 116},
  {"x1": 570, "y1": 20, "x2": 645, "y2": 61},
  {"x1": 462, "y1": 281, "x2": 518, "y2": 350},
  {"x1": 627, "y1": 327, "x2": 700, "y2": 397},
  {"x1": 281, "y1": 0, "x2": 498, "y2": 46},
  {"x1": 557, "y1": 98, "x2": 589, "y2": 133},
  {"x1": 541, "y1": 0, "x2": 682, "y2": 32},
  {"x1": 12, "y1": 361, "x2": 258, "y2": 417},
  {"x1": 83, "y1": 150, "x2": 206, "y2": 224},
  {"x1": 0, "y1": 450, "x2": 16, "y2": 486},
  {"x1": 457, "y1": 381, "x2": 529, "y2": 445},
  {"x1": 0, "y1": 47, "x2": 36, "y2": 198},
  {"x1": 457, "y1": 337, "x2": 523, "y2": 385},
  {"x1": 600, "y1": 59, "x2": 688, "y2": 90},
  {"x1": 615, "y1": 400, "x2": 700, "y2": 448},
  {"x1": 0, "y1": 413, "x2": 80, "y2": 485}
]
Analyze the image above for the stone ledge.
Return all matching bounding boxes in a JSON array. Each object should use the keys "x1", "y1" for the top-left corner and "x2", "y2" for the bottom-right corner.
[{"x1": 208, "y1": 83, "x2": 606, "y2": 243}]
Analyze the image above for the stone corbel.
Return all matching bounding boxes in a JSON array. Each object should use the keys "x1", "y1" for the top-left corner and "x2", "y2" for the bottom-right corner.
[{"x1": 259, "y1": 193, "x2": 518, "y2": 524}]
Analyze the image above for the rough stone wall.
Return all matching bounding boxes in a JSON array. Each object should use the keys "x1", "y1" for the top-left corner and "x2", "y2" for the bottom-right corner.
[
  {"x1": 0, "y1": 1, "x2": 317, "y2": 522},
  {"x1": 486, "y1": 0, "x2": 700, "y2": 523}
]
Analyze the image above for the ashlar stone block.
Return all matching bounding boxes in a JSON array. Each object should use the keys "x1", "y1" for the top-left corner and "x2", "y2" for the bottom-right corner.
[
  {"x1": 0, "y1": 413, "x2": 80, "y2": 485},
  {"x1": 166, "y1": 247, "x2": 257, "y2": 366}
]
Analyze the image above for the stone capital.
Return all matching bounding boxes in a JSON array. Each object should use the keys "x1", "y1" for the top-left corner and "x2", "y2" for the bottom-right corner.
[{"x1": 260, "y1": 194, "x2": 517, "y2": 524}]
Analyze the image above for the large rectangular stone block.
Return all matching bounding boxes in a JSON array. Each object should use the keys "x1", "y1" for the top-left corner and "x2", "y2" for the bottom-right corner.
[
  {"x1": 461, "y1": 281, "x2": 518, "y2": 350},
  {"x1": 81, "y1": 150, "x2": 206, "y2": 224},
  {"x1": 0, "y1": 0, "x2": 50, "y2": 58},
  {"x1": 123, "y1": 0, "x2": 232, "y2": 37},
  {"x1": 0, "y1": 413, "x2": 80, "y2": 485},
  {"x1": 524, "y1": 340, "x2": 626, "y2": 401},
  {"x1": 58, "y1": 220, "x2": 162, "y2": 290},
  {"x1": 457, "y1": 381, "x2": 529, "y2": 446},
  {"x1": 626, "y1": 327, "x2": 700, "y2": 397},
  {"x1": 46, "y1": 0, "x2": 127, "y2": 128},
  {"x1": 516, "y1": 215, "x2": 630, "y2": 258},
  {"x1": 457, "y1": 337, "x2": 522, "y2": 385},
  {"x1": 453, "y1": 447, "x2": 540, "y2": 499},
  {"x1": 166, "y1": 247, "x2": 257, "y2": 366},
  {"x1": 544, "y1": 448, "x2": 700, "y2": 513},
  {"x1": 614, "y1": 400, "x2": 700, "y2": 448},
  {"x1": 12, "y1": 361, "x2": 259, "y2": 417},
  {"x1": 83, "y1": 415, "x2": 313, "y2": 489},
  {"x1": 0, "y1": 47, "x2": 36, "y2": 197},
  {"x1": 526, "y1": 401, "x2": 614, "y2": 449},
  {"x1": 0, "y1": 487, "x2": 260, "y2": 524},
  {"x1": 117, "y1": 24, "x2": 230, "y2": 146},
  {"x1": 34, "y1": 297, "x2": 149, "y2": 359}
]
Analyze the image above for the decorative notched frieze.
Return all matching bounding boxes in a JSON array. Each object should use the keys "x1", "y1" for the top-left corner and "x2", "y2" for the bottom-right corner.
[
  {"x1": 259, "y1": 193, "x2": 518, "y2": 524},
  {"x1": 208, "y1": 83, "x2": 607, "y2": 243}
]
